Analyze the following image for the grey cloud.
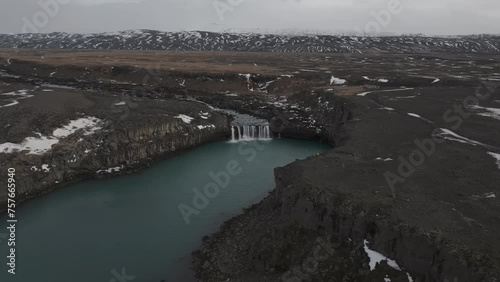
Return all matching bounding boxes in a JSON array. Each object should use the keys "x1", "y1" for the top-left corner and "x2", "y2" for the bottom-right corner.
[{"x1": 0, "y1": 0, "x2": 498, "y2": 35}]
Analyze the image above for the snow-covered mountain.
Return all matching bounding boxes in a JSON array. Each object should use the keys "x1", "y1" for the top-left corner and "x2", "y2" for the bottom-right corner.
[{"x1": 1, "y1": 30, "x2": 499, "y2": 54}]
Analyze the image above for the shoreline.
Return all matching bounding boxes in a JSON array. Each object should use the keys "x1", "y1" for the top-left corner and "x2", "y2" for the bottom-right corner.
[{"x1": 0, "y1": 133, "x2": 232, "y2": 215}]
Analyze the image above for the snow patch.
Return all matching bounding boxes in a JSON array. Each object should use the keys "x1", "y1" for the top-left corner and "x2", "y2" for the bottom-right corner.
[
  {"x1": 487, "y1": 152, "x2": 500, "y2": 170},
  {"x1": 197, "y1": 124, "x2": 215, "y2": 130},
  {"x1": 41, "y1": 164, "x2": 50, "y2": 172},
  {"x1": 484, "y1": 192, "x2": 496, "y2": 199},
  {"x1": 175, "y1": 114, "x2": 194, "y2": 124},
  {"x1": 436, "y1": 128, "x2": 490, "y2": 148},
  {"x1": 0, "y1": 89, "x2": 34, "y2": 108},
  {"x1": 330, "y1": 75, "x2": 346, "y2": 85},
  {"x1": 97, "y1": 165, "x2": 124, "y2": 174},
  {"x1": 407, "y1": 113, "x2": 422, "y2": 118},
  {"x1": 363, "y1": 76, "x2": 388, "y2": 83},
  {"x1": 0, "y1": 134, "x2": 59, "y2": 155},
  {"x1": 357, "y1": 88, "x2": 414, "y2": 97},
  {"x1": 376, "y1": 157, "x2": 393, "y2": 162},
  {"x1": 380, "y1": 107, "x2": 395, "y2": 111},
  {"x1": 470, "y1": 105, "x2": 500, "y2": 121},
  {"x1": 363, "y1": 240, "x2": 401, "y2": 271},
  {"x1": 0, "y1": 117, "x2": 102, "y2": 155},
  {"x1": 199, "y1": 112, "x2": 210, "y2": 119},
  {"x1": 53, "y1": 117, "x2": 102, "y2": 137}
]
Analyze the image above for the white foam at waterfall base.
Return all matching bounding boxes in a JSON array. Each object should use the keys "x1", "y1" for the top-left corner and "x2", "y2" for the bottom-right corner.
[{"x1": 229, "y1": 125, "x2": 272, "y2": 142}]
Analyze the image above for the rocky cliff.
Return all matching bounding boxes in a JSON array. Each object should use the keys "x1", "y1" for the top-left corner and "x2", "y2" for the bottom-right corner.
[
  {"x1": 0, "y1": 89, "x2": 231, "y2": 213},
  {"x1": 193, "y1": 93, "x2": 500, "y2": 281}
]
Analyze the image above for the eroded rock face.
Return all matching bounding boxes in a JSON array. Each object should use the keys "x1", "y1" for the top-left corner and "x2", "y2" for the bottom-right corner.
[
  {"x1": 193, "y1": 93, "x2": 500, "y2": 282},
  {"x1": 0, "y1": 92, "x2": 231, "y2": 212},
  {"x1": 194, "y1": 162, "x2": 499, "y2": 282}
]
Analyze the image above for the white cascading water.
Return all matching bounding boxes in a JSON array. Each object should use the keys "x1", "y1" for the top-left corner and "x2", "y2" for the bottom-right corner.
[{"x1": 230, "y1": 125, "x2": 272, "y2": 142}]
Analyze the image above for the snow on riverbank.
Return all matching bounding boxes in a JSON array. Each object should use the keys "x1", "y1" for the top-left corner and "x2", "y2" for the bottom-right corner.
[{"x1": 0, "y1": 116, "x2": 103, "y2": 155}]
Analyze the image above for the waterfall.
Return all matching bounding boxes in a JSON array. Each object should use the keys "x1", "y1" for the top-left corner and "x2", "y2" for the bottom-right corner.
[{"x1": 229, "y1": 125, "x2": 272, "y2": 142}]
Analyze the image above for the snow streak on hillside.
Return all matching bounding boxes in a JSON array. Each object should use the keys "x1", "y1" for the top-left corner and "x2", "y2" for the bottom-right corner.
[{"x1": 1, "y1": 30, "x2": 499, "y2": 54}]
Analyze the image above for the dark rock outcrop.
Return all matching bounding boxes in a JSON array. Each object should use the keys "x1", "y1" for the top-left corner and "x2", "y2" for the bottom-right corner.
[
  {"x1": 193, "y1": 93, "x2": 500, "y2": 281},
  {"x1": 0, "y1": 95, "x2": 231, "y2": 213}
]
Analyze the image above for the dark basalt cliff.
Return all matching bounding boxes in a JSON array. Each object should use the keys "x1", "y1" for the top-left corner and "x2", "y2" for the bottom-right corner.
[
  {"x1": 0, "y1": 93, "x2": 231, "y2": 213},
  {"x1": 193, "y1": 94, "x2": 500, "y2": 281}
]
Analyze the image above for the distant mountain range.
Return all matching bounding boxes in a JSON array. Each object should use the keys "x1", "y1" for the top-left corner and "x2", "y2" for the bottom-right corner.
[{"x1": 1, "y1": 30, "x2": 499, "y2": 54}]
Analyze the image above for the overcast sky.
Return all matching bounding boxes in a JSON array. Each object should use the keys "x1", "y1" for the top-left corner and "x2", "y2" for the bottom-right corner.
[{"x1": 0, "y1": 0, "x2": 499, "y2": 35}]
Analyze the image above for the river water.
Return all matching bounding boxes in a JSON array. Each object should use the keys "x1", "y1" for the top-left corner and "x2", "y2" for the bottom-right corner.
[{"x1": 0, "y1": 139, "x2": 329, "y2": 282}]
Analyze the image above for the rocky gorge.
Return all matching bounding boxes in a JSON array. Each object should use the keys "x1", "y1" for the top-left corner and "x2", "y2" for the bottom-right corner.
[{"x1": 1, "y1": 48, "x2": 499, "y2": 281}]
